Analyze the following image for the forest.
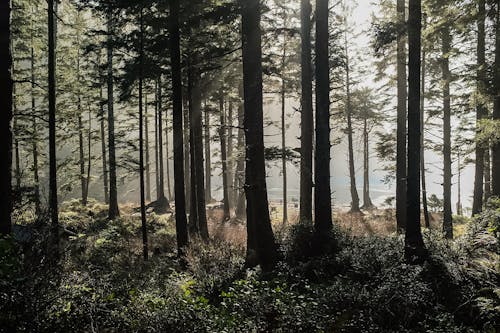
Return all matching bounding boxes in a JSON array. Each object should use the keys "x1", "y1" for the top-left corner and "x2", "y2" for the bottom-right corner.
[{"x1": 0, "y1": 0, "x2": 499, "y2": 331}]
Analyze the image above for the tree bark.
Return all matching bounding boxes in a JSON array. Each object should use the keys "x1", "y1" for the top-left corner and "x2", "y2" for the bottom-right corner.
[
  {"x1": 99, "y1": 84, "x2": 109, "y2": 204},
  {"x1": 227, "y1": 101, "x2": 235, "y2": 209},
  {"x1": 145, "y1": 93, "x2": 151, "y2": 202},
  {"x1": 492, "y1": 4, "x2": 500, "y2": 197},
  {"x1": 31, "y1": 41, "x2": 40, "y2": 213},
  {"x1": 169, "y1": 0, "x2": 189, "y2": 255},
  {"x1": 441, "y1": 27, "x2": 453, "y2": 240},
  {"x1": 241, "y1": 0, "x2": 277, "y2": 271},
  {"x1": 235, "y1": 84, "x2": 246, "y2": 220},
  {"x1": 396, "y1": 0, "x2": 408, "y2": 232},
  {"x1": 485, "y1": 147, "x2": 491, "y2": 201},
  {"x1": 48, "y1": 0, "x2": 59, "y2": 249},
  {"x1": 300, "y1": 0, "x2": 313, "y2": 224},
  {"x1": 183, "y1": 96, "x2": 191, "y2": 214},
  {"x1": 472, "y1": 0, "x2": 486, "y2": 215},
  {"x1": 204, "y1": 101, "x2": 212, "y2": 203},
  {"x1": 165, "y1": 108, "x2": 172, "y2": 200},
  {"x1": 314, "y1": 0, "x2": 333, "y2": 233},
  {"x1": 345, "y1": 30, "x2": 360, "y2": 213},
  {"x1": 421, "y1": 15, "x2": 430, "y2": 228},
  {"x1": 138, "y1": 9, "x2": 148, "y2": 260},
  {"x1": 219, "y1": 89, "x2": 231, "y2": 221},
  {"x1": 362, "y1": 114, "x2": 374, "y2": 209},
  {"x1": 107, "y1": 9, "x2": 120, "y2": 219},
  {"x1": 0, "y1": 0, "x2": 13, "y2": 235},
  {"x1": 405, "y1": 0, "x2": 426, "y2": 263},
  {"x1": 157, "y1": 75, "x2": 169, "y2": 211}
]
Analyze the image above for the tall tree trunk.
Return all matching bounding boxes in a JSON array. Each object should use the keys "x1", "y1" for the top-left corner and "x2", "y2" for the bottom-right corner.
[
  {"x1": 281, "y1": 44, "x2": 288, "y2": 224},
  {"x1": 396, "y1": 0, "x2": 408, "y2": 232},
  {"x1": 86, "y1": 107, "x2": 92, "y2": 202},
  {"x1": 441, "y1": 27, "x2": 453, "y2": 239},
  {"x1": 219, "y1": 89, "x2": 231, "y2": 221},
  {"x1": 31, "y1": 42, "x2": 40, "y2": 213},
  {"x1": 405, "y1": 0, "x2": 426, "y2": 263},
  {"x1": 13, "y1": 119, "x2": 21, "y2": 190},
  {"x1": 145, "y1": 93, "x2": 151, "y2": 201},
  {"x1": 183, "y1": 96, "x2": 191, "y2": 214},
  {"x1": 169, "y1": 0, "x2": 189, "y2": 255},
  {"x1": 78, "y1": 115, "x2": 87, "y2": 204},
  {"x1": 421, "y1": 15, "x2": 430, "y2": 228},
  {"x1": 362, "y1": 114, "x2": 373, "y2": 209},
  {"x1": 107, "y1": 9, "x2": 120, "y2": 219},
  {"x1": 235, "y1": 84, "x2": 246, "y2": 220},
  {"x1": 314, "y1": 0, "x2": 333, "y2": 234},
  {"x1": 300, "y1": 0, "x2": 313, "y2": 224},
  {"x1": 457, "y1": 151, "x2": 462, "y2": 215},
  {"x1": 485, "y1": 147, "x2": 491, "y2": 201},
  {"x1": 492, "y1": 4, "x2": 500, "y2": 197},
  {"x1": 138, "y1": 9, "x2": 148, "y2": 260},
  {"x1": 165, "y1": 111, "x2": 172, "y2": 199},
  {"x1": 48, "y1": 0, "x2": 59, "y2": 249},
  {"x1": 188, "y1": 69, "x2": 198, "y2": 234},
  {"x1": 241, "y1": 0, "x2": 277, "y2": 271},
  {"x1": 155, "y1": 82, "x2": 160, "y2": 198},
  {"x1": 99, "y1": 84, "x2": 109, "y2": 204},
  {"x1": 227, "y1": 101, "x2": 235, "y2": 208},
  {"x1": 472, "y1": 0, "x2": 486, "y2": 215},
  {"x1": 0, "y1": 0, "x2": 13, "y2": 235},
  {"x1": 345, "y1": 30, "x2": 360, "y2": 213},
  {"x1": 157, "y1": 75, "x2": 169, "y2": 211},
  {"x1": 204, "y1": 102, "x2": 212, "y2": 203}
]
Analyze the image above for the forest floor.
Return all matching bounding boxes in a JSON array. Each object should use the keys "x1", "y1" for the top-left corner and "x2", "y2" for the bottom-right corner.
[{"x1": 1, "y1": 199, "x2": 498, "y2": 332}]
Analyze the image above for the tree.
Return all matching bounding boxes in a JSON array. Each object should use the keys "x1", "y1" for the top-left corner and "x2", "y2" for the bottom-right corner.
[
  {"x1": 0, "y1": 0, "x2": 13, "y2": 236},
  {"x1": 48, "y1": 0, "x2": 59, "y2": 251},
  {"x1": 396, "y1": 0, "x2": 407, "y2": 232},
  {"x1": 405, "y1": 0, "x2": 426, "y2": 263},
  {"x1": 420, "y1": 13, "x2": 430, "y2": 228},
  {"x1": 218, "y1": 86, "x2": 231, "y2": 221},
  {"x1": 492, "y1": 2, "x2": 500, "y2": 197},
  {"x1": 472, "y1": 0, "x2": 487, "y2": 215},
  {"x1": 168, "y1": 0, "x2": 188, "y2": 255},
  {"x1": 107, "y1": 8, "x2": 120, "y2": 220},
  {"x1": 300, "y1": 0, "x2": 313, "y2": 224},
  {"x1": 240, "y1": 0, "x2": 277, "y2": 270},
  {"x1": 314, "y1": 0, "x2": 333, "y2": 233}
]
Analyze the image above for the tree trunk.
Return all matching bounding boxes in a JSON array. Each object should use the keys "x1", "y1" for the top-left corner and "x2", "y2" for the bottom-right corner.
[
  {"x1": 421, "y1": 16, "x2": 430, "y2": 228},
  {"x1": 362, "y1": 115, "x2": 373, "y2": 209},
  {"x1": 138, "y1": 9, "x2": 148, "y2": 260},
  {"x1": 31, "y1": 43, "x2": 40, "y2": 213},
  {"x1": 457, "y1": 151, "x2": 462, "y2": 215},
  {"x1": 107, "y1": 9, "x2": 120, "y2": 219},
  {"x1": 281, "y1": 41, "x2": 288, "y2": 224},
  {"x1": 314, "y1": 0, "x2": 333, "y2": 234},
  {"x1": 396, "y1": 0, "x2": 408, "y2": 232},
  {"x1": 485, "y1": 147, "x2": 491, "y2": 202},
  {"x1": 241, "y1": 0, "x2": 277, "y2": 271},
  {"x1": 155, "y1": 82, "x2": 160, "y2": 198},
  {"x1": 168, "y1": 0, "x2": 189, "y2": 255},
  {"x1": 145, "y1": 93, "x2": 151, "y2": 202},
  {"x1": 78, "y1": 115, "x2": 87, "y2": 205},
  {"x1": 235, "y1": 85, "x2": 246, "y2": 220},
  {"x1": 183, "y1": 95, "x2": 191, "y2": 214},
  {"x1": 13, "y1": 119, "x2": 21, "y2": 190},
  {"x1": 157, "y1": 75, "x2": 169, "y2": 211},
  {"x1": 204, "y1": 101, "x2": 212, "y2": 203},
  {"x1": 345, "y1": 30, "x2": 360, "y2": 213},
  {"x1": 227, "y1": 101, "x2": 235, "y2": 208},
  {"x1": 300, "y1": 0, "x2": 313, "y2": 224},
  {"x1": 219, "y1": 89, "x2": 231, "y2": 221},
  {"x1": 472, "y1": 0, "x2": 486, "y2": 215},
  {"x1": 188, "y1": 69, "x2": 198, "y2": 234},
  {"x1": 0, "y1": 0, "x2": 13, "y2": 235},
  {"x1": 441, "y1": 27, "x2": 453, "y2": 239},
  {"x1": 48, "y1": 0, "x2": 59, "y2": 249},
  {"x1": 405, "y1": 0, "x2": 426, "y2": 263},
  {"x1": 165, "y1": 109, "x2": 172, "y2": 200},
  {"x1": 99, "y1": 84, "x2": 109, "y2": 204},
  {"x1": 492, "y1": 5, "x2": 500, "y2": 197}
]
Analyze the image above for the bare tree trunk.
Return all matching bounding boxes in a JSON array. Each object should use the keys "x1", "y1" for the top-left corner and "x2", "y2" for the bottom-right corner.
[
  {"x1": 361, "y1": 115, "x2": 373, "y2": 209},
  {"x1": 107, "y1": 9, "x2": 120, "y2": 219},
  {"x1": 169, "y1": 0, "x2": 189, "y2": 255},
  {"x1": 485, "y1": 147, "x2": 491, "y2": 202},
  {"x1": 396, "y1": 0, "x2": 408, "y2": 233},
  {"x1": 227, "y1": 101, "x2": 235, "y2": 209},
  {"x1": 204, "y1": 101, "x2": 212, "y2": 202},
  {"x1": 157, "y1": 75, "x2": 169, "y2": 211},
  {"x1": 300, "y1": 0, "x2": 313, "y2": 224},
  {"x1": 235, "y1": 85, "x2": 246, "y2": 220},
  {"x1": 281, "y1": 40, "x2": 288, "y2": 224},
  {"x1": 138, "y1": 9, "x2": 148, "y2": 260},
  {"x1": 155, "y1": 82, "x2": 160, "y2": 198},
  {"x1": 441, "y1": 27, "x2": 453, "y2": 240},
  {"x1": 314, "y1": 0, "x2": 333, "y2": 234},
  {"x1": 472, "y1": 0, "x2": 486, "y2": 215},
  {"x1": 421, "y1": 16, "x2": 430, "y2": 228},
  {"x1": 405, "y1": 0, "x2": 426, "y2": 263},
  {"x1": 219, "y1": 89, "x2": 230, "y2": 221},
  {"x1": 13, "y1": 118, "x2": 21, "y2": 190},
  {"x1": 345, "y1": 30, "x2": 360, "y2": 213},
  {"x1": 48, "y1": 0, "x2": 59, "y2": 250},
  {"x1": 492, "y1": 5, "x2": 500, "y2": 197},
  {"x1": 183, "y1": 96, "x2": 191, "y2": 214},
  {"x1": 241, "y1": 0, "x2": 277, "y2": 271},
  {"x1": 165, "y1": 108, "x2": 172, "y2": 200},
  {"x1": 31, "y1": 42, "x2": 40, "y2": 213},
  {"x1": 145, "y1": 93, "x2": 151, "y2": 201},
  {"x1": 0, "y1": 0, "x2": 13, "y2": 235},
  {"x1": 99, "y1": 84, "x2": 109, "y2": 204},
  {"x1": 457, "y1": 151, "x2": 462, "y2": 216},
  {"x1": 78, "y1": 115, "x2": 87, "y2": 204}
]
